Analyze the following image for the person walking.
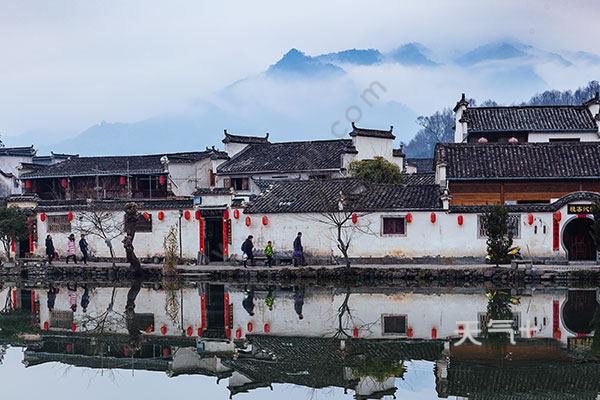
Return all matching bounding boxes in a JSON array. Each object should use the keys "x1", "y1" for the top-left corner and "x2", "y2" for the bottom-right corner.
[
  {"x1": 264, "y1": 241, "x2": 274, "y2": 268},
  {"x1": 45, "y1": 235, "x2": 55, "y2": 264},
  {"x1": 81, "y1": 284, "x2": 90, "y2": 313},
  {"x1": 293, "y1": 232, "x2": 305, "y2": 267},
  {"x1": 79, "y1": 234, "x2": 89, "y2": 265},
  {"x1": 241, "y1": 235, "x2": 254, "y2": 268},
  {"x1": 66, "y1": 234, "x2": 77, "y2": 264},
  {"x1": 67, "y1": 282, "x2": 78, "y2": 312},
  {"x1": 294, "y1": 286, "x2": 305, "y2": 320},
  {"x1": 242, "y1": 286, "x2": 255, "y2": 316}
]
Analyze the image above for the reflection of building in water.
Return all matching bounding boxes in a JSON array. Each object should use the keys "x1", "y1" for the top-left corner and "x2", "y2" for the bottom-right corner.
[
  {"x1": 26, "y1": 285, "x2": 600, "y2": 346},
  {"x1": 10, "y1": 284, "x2": 600, "y2": 399}
]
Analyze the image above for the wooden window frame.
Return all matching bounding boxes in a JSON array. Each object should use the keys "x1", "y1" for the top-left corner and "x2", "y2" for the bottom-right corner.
[
  {"x1": 381, "y1": 314, "x2": 408, "y2": 336},
  {"x1": 381, "y1": 216, "x2": 407, "y2": 236}
]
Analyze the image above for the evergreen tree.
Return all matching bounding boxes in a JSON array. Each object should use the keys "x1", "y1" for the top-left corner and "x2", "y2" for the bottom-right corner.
[{"x1": 483, "y1": 205, "x2": 513, "y2": 266}]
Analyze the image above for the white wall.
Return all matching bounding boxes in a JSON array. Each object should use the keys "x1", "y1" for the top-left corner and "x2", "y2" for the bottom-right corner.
[
  {"x1": 352, "y1": 136, "x2": 394, "y2": 161},
  {"x1": 0, "y1": 155, "x2": 33, "y2": 195},
  {"x1": 232, "y1": 207, "x2": 569, "y2": 260},
  {"x1": 35, "y1": 208, "x2": 202, "y2": 260},
  {"x1": 169, "y1": 158, "x2": 214, "y2": 197},
  {"x1": 528, "y1": 132, "x2": 600, "y2": 142}
]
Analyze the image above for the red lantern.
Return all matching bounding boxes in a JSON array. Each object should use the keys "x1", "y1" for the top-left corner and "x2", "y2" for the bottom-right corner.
[
  {"x1": 143, "y1": 212, "x2": 151, "y2": 221},
  {"x1": 554, "y1": 211, "x2": 562, "y2": 222},
  {"x1": 263, "y1": 323, "x2": 271, "y2": 333},
  {"x1": 235, "y1": 328, "x2": 242, "y2": 340},
  {"x1": 430, "y1": 212, "x2": 436, "y2": 223},
  {"x1": 60, "y1": 178, "x2": 68, "y2": 189},
  {"x1": 40, "y1": 213, "x2": 46, "y2": 222},
  {"x1": 157, "y1": 211, "x2": 165, "y2": 221},
  {"x1": 457, "y1": 215, "x2": 464, "y2": 226},
  {"x1": 119, "y1": 176, "x2": 127, "y2": 186},
  {"x1": 554, "y1": 330, "x2": 562, "y2": 340},
  {"x1": 162, "y1": 347, "x2": 172, "y2": 358},
  {"x1": 245, "y1": 216, "x2": 252, "y2": 227},
  {"x1": 528, "y1": 213, "x2": 534, "y2": 225},
  {"x1": 71, "y1": 323, "x2": 77, "y2": 333},
  {"x1": 184, "y1": 210, "x2": 191, "y2": 220},
  {"x1": 262, "y1": 215, "x2": 269, "y2": 226},
  {"x1": 160, "y1": 325, "x2": 168, "y2": 335},
  {"x1": 431, "y1": 327, "x2": 437, "y2": 339},
  {"x1": 407, "y1": 327, "x2": 414, "y2": 338},
  {"x1": 43, "y1": 321, "x2": 49, "y2": 331},
  {"x1": 66, "y1": 344, "x2": 73, "y2": 353},
  {"x1": 186, "y1": 326, "x2": 194, "y2": 337},
  {"x1": 353, "y1": 327, "x2": 359, "y2": 338},
  {"x1": 233, "y1": 209, "x2": 240, "y2": 219},
  {"x1": 158, "y1": 175, "x2": 166, "y2": 186},
  {"x1": 225, "y1": 327, "x2": 231, "y2": 339},
  {"x1": 195, "y1": 210, "x2": 201, "y2": 220},
  {"x1": 197, "y1": 327, "x2": 203, "y2": 337},
  {"x1": 24, "y1": 180, "x2": 32, "y2": 190},
  {"x1": 67, "y1": 211, "x2": 74, "y2": 222},
  {"x1": 351, "y1": 213, "x2": 358, "y2": 224},
  {"x1": 406, "y1": 213, "x2": 413, "y2": 223},
  {"x1": 223, "y1": 210, "x2": 230, "y2": 219},
  {"x1": 247, "y1": 322, "x2": 253, "y2": 332}
]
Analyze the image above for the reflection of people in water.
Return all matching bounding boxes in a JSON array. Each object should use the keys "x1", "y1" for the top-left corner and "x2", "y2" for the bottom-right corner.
[
  {"x1": 294, "y1": 287, "x2": 305, "y2": 320},
  {"x1": 265, "y1": 287, "x2": 275, "y2": 311},
  {"x1": 47, "y1": 284, "x2": 58, "y2": 312},
  {"x1": 81, "y1": 284, "x2": 90, "y2": 313},
  {"x1": 242, "y1": 286, "x2": 255, "y2": 316},
  {"x1": 67, "y1": 282, "x2": 78, "y2": 312}
]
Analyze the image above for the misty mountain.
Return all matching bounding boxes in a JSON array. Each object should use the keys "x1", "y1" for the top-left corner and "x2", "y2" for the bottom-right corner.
[
  {"x1": 387, "y1": 43, "x2": 438, "y2": 66},
  {"x1": 316, "y1": 48, "x2": 383, "y2": 66},
  {"x1": 266, "y1": 48, "x2": 345, "y2": 78},
  {"x1": 455, "y1": 40, "x2": 572, "y2": 67}
]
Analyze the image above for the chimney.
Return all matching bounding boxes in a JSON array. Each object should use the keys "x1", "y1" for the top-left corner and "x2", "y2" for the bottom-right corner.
[{"x1": 453, "y1": 93, "x2": 469, "y2": 143}]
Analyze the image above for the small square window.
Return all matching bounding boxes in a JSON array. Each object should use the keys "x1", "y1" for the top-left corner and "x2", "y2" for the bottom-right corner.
[
  {"x1": 382, "y1": 217, "x2": 406, "y2": 235},
  {"x1": 382, "y1": 315, "x2": 407, "y2": 335},
  {"x1": 47, "y1": 214, "x2": 72, "y2": 233}
]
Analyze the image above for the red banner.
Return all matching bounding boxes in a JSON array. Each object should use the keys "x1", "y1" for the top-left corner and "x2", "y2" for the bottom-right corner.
[{"x1": 553, "y1": 218, "x2": 560, "y2": 251}]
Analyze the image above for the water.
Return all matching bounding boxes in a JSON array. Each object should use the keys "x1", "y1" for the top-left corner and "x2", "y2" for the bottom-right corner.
[{"x1": 1, "y1": 281, "x2": 599, "y2": 399}]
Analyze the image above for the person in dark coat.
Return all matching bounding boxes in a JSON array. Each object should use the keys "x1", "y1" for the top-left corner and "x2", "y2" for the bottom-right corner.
[
  {"x1": 79, "y1": 234, "x2": 89, "y2": 265},
  {"x1": 81, "y1": 284, "x2": 90, "y2": 313},
  {"x1": 45, "y1": 235, "x2": 55, "y2": 264},
  {"x1": 294, "y1": 286, "x2": 305, "y2": 320},
  {"x1": 241, "y1": 235, "x2": 254, "y2": 268},
  {"x1": 293, "y1": 232, "x2": 305, "y2": 267},
  {"x1": 47, "y1": 284, "x2": 58, "y2": 312},
  {"x1": 242, "y1": 286, "x2": 255, "y2": 316}
]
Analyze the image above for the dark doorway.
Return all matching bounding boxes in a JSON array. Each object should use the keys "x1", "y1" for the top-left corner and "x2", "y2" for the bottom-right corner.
[
  {"x1": 563, "y1": 217, "x2": 596, "y2": 261},
  {"x1": 562, "y1": 290, "x2": 599, "y2": 335},
  {"x1": 204, "y1": 284, "x2": 225, "y2": 338},
  {"x1": 205, "y1": 218, "x2": 224, "y2": 262}
]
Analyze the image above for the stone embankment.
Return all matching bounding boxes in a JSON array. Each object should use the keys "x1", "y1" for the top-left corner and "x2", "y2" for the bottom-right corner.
[{"x1": 2, "y1": 260, "x2": 600, "y2": 288}]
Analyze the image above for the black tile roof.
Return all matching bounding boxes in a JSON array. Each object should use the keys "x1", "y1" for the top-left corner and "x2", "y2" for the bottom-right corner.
[
  {"x1": 217, "y1": 139, "x2": 355, "y2": 175},
  {"x1": 222, "y1": 130, "x2": 270, "y2": 144},
  {"x1": 403, "y1": 173, "x2": 435, "y2": 186},
  {"x1": 37, "y1": 198, "x2": 194, "y2": 212},
  {"x1": 405, "y1": 158, "x2": 434, "y2": 173},
  {"x1": 461, "y1": 105, "x2": 598, "y2": 134},
  {"x1": 350, "y1": 122, "x2": 395, "y2": 139},
  {"x1": 435, "y1": 142, "x2": 600, "y2": 180},
  {"x1": 21, "y1": 150, "x2": 227, "y2": 179},
  {"x1": 244, "y1": 178, "x2": 442, "y2": 214},
  {"x1": 0, "y1": 146, "x2": 36, "y2": 157}
]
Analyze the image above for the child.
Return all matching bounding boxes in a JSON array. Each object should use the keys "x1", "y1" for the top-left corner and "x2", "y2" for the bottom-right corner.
[
  {"x1": 264, "y1": 241, "x2": 274, "y2": 267},
  {"x1": 66, "y1": 234, "x2": 77, "y2": 264}
]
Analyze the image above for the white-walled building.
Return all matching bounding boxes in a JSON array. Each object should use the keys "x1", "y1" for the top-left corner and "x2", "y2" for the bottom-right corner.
[{"x1": 454, "y1": 92, "x2": 600, "y2": 143}]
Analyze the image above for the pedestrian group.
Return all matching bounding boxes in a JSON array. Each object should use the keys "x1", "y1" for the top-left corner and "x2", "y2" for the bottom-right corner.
[{"x1": 241, "y1": 232, "x2": 306, "y2": 268}]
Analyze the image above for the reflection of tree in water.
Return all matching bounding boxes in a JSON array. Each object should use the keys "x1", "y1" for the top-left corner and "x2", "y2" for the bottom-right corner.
[
  {"x1": 483, "y1": 289, "x2": 520, "y2": 348},
  {"x1": 164, "y1": 280, "x2": 181, "y2": 329},
  {"x1": 78, "y1": 286, "x2": 125, "y2": 334},
  {"x1": 125, "y1": 278, "x2": 143, "y2": 351},
  {"x1": 352, "y1": 358, "x2": 406, "y2": 383},
  {"x1": 333, "y1": 288, "x2": 377, "y2": 339},
  {"x1": 0, "y1": 344, "x2": 7, "y2": 365}
]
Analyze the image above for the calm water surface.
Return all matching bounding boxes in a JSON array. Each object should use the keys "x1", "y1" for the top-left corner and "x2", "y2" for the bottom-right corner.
[{"x1": 1, "y1": 281, "x2": 599, "y2": 399}]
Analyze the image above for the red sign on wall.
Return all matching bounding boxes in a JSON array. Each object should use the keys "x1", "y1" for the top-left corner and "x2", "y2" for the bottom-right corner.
[{"x1": 553, "y1": 218, "x2": 560, "y2": 251}]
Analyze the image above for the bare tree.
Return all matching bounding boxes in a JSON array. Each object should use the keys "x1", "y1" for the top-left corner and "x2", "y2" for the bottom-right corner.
[
  {"x1": 76, "y1": 209, "x2": 124, "y2": 265},
  {"x1": 307, "y1": 181, "x2": 375, "y2": 269},
  {"x1": 122, "y1": 202, "x2": 142, "y2": 274}
]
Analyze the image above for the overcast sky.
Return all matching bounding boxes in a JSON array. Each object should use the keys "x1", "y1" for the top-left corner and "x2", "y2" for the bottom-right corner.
[{"x1": 1, "y1": 0, "x2": 599, "y2": 139}]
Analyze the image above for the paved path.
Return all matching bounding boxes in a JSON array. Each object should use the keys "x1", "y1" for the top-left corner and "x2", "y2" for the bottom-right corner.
[{"x1": 18, "y1": 260, "x2": 600, "y2": 272}]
